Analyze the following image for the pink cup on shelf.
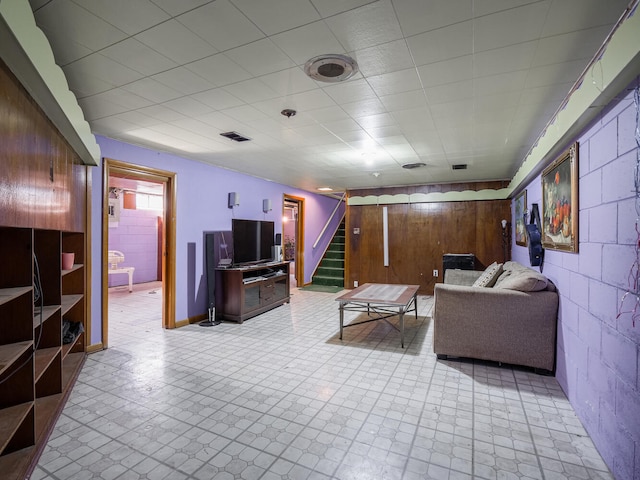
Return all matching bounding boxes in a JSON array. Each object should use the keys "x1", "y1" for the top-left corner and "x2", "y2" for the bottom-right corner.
[{"x1": 61, "y1": 252, "x2": 75, "y2": 270}]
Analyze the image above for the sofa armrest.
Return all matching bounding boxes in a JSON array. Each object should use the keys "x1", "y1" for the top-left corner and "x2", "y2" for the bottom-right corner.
[
  {"x1": 433, "y1": 283, "x2": 559, "y2": 371},
  {"x1": 444, "y1": 269, "x2": 483, "y2": 286}
]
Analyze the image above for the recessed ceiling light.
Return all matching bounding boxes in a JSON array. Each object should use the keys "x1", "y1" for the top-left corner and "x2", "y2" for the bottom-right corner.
[
  {"x1": 304, "y1": 54, "x2": 358, "y2": 83},
  {"x1": 402, "y1": 162, "x2": 426, "y2": 169},
  {"x1": 317, "y1": 187, "x2": 333, "y2": 191}
]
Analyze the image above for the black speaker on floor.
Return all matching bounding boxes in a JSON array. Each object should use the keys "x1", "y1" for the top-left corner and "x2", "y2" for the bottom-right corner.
[{"x1": 200, "y1": 231, "x2": 231, "y2": 326}]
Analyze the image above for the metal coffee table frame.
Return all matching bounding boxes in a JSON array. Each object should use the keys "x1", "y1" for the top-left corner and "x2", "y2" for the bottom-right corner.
[{"x1": 336, "y1": 283, "x2": 419, "y2": 348}]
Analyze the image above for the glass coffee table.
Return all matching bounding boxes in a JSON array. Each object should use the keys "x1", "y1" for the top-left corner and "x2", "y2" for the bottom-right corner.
[{"x1": 336, "y1": 283, "x2": 419, "y2": 348}]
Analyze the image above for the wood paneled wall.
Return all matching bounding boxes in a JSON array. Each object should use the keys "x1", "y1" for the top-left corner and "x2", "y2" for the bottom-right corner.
[
  {"x1": 347, "y1": 182, "x2": 510, "y2": 295},
  {"x1": 0, "y1": 59, "x2": 86, "y2": 232}
]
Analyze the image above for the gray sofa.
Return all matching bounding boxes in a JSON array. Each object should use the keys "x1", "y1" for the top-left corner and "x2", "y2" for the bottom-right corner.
[{"x1": 433, "y1": 261, "x2": 559, "y2": 373}]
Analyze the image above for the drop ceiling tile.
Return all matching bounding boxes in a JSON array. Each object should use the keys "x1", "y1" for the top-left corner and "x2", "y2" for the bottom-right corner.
[
  {"x1": 341, "y1": 98, "x2": 387, "y2": 118},
  {"x1": 288, "y1": 89, "x2": 337, "y2": 111},
  {"x1": 177, "y1": 0, "x2": 265, "y2": 51},
  {"x1": 186, "y1": 54, "x2": 253, "y2": 88},
  {"x1": 190, "y1": 89, "x2": 246, "y2": 111},
  {"x1": 137, "y1": 105, "x2": 189, "y2": 123},
  {"x1": 34, "y1": 0, "x2": 127, "y2": 52},
  {"x1": 290, "y1": 124, "x2": 335, "y2": 138},
  {"x1": 322, "y1": 118, "x2": 363, "y2": 134},
  {"x1": 79, "y1": 89, "x2": 152, "y2": 120},
  {"x1": 473, "y1": 3, "x2": 548, "y2": 53},
  {"x1": 148, "y1": 0, "x2": 211, "y2": 16},
  {"x1": 162, "y1": 97, "x2": 215, "y2": 117},
  {"x1": 231, "y1": 0, "x2": 320, "y2": 35},
  {"x1": 380, "y1": 90, "x2": 427, "y2": 112},
  {"x1": 392, "y1": 107, "x2": 436, "y2": 133},
  {"x1": 393, "y1": 0, "x2": 472, "y2": 36},
  {"x1": 135, "y1": 20, "x2": 216, "y2": 63},
  {"x1": 351, "y1": 39, "x2": 415, "y2": 77},
  {"x1": 271, "y1": 21, "x2": 346, "y2": 66},
  {"x1": 325, "y1": 0, "x2": 403, "y2": 51},
  {"x1": 63, "y1": 54, "x2": 143, "y2": 92},
  {"x1": 195, "y1": 111, "x2": 242, "y2": 130},
  {"x1": 259, "y1": 68, "x2": 319, "y2": 96},
  {"x1": 406, "y1": 20, "x2": 473, "y2": 67},
  {"x1": 368, "y1": 68, "x2": 422, "y2": 97},
  {"x1": 356, "y1": 112, "x2": 397, "y2": 129},
  {"x1": 417, "y1": 55, "x2": 472, "y2": 88},
  {"x1": 223, "y1": 78, "x2": 281, "y2": 104},
  {"x1": 109, "y1": 110, "x2": 163, "y2": 128},
  {"x1": 322, "y1": 79, "x2": 377, "y2": 104},
  {"x1": 473, "y1": 41, "x2": 538, "y2": 78},
  {"x1": 101, "y1": 38, "x2": 178, "y2": 76},
  {"x1": 473, "y1": 0, "x2": 541, "y2": 17},
  {"x1": 222, "y1": 105, "x2": 270, "y2": 123},
  {"x1": 305, "y1": 106, "x2": 351, "y2": 123},
  {"x1": 310, "y1": 0, "x2": 377, "y2": 17},
  {"x1": 425, "y1": 79, "x2": 473, "y2": 105},
  {"x1": 531, "y1": 26, "x2": 612, "y2": 67},
  {"x1": 367, "y1": 127, "x2": 404, "y2": 141},
  {"x1": 474, "y1": 71, "x2": 528, "y2": 97},
  {"x1": 244, "y1": 117, "x2": 289, "y2": 133},
  {"x1": 61, "y1": 65, "x2": 113, "y2": 97},
  {"x1": 121, "y1": 78, "x2": 183, "y2": 103},
  {"x1": 151, "y1": 67, "x2": 216, "y2": 95},
  {"x1": 75, "y1": 0, "x2": 170, "y2": 35},
  {"x1": 541, "y1": 0, "x2": 629, "y2": 37},
  {"x1": 524, "y1": 59, "x2": 586, "y2": 88},
  {"x1": 90, "y1": 116, "x2": 140, "y2": 135},
  {"x1": 226, "y1": 39, "x2": 296, "y2": 77},
  {"x1": 34, "y1": 25, "x2": 93, "y2": 65}
]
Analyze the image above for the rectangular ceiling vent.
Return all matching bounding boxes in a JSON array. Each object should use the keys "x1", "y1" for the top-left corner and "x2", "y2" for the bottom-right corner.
[
  {"x1": 220, "y1": 131, "x2": 251, "y2": 142},
  {"x1": 452, "y1": 164, "x2": 467, "y2": 170}
]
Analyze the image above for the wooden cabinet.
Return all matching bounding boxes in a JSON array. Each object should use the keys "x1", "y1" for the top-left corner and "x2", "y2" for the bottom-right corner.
[
  {"x1": 215, "y1": 262, "x2": 290, "y2": 323},
  {"x1": 0, "y1": 227, "x2": 86, "y2": 480}
]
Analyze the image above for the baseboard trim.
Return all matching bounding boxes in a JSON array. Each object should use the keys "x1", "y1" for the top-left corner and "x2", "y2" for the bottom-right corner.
[
  {"x1": 86, "y1": 342, "x2": 104, "y2": 353},
  {"x1": 175, "y1": 313, "x2": 208, "y2": 328}
]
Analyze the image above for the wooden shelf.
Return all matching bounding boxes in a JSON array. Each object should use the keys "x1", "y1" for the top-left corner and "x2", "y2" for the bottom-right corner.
[
  {"x1": 0, "y1": 342, "x2": 33, "y2": 376},
  {"x1": 60, "y1": 295, "x2": 82, "y2": 316},
  {"x1": 34, "y1": 394, "x2": 63, "y2": 439},
  {"x1": 0, "y1": 403, "x2": 33, "y2": 453},
  {"x1": 62, "y1": 352, "x2": 84, "y2": 388},
  {"x1": 61, "y1": 264, "x2": 83, "y2": 276},
  {"x1": 0, "y1": 446, "x2": 35, "y2": 480},
  {"x1": 34, "y1": 347, "x2": 61, "y2": 383},
  {"x1": 0, "y1": 287, "x2": 31, "y2": 307},
  {"x1": 33, "y1": 305, "x2": 61, "y2": 329}
]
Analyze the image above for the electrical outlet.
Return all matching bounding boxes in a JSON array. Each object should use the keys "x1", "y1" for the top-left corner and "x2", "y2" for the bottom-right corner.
[
  {"x1": 354, "y1": 280, "x2": 359, "y2": 287},
  {"x1": 433, "y1": 269, "x2": 438, "y2": 277}
]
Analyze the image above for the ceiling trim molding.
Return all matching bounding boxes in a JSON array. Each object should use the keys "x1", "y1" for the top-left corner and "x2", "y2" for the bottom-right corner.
[
  {"x1": 507, "y1": 2, "x2": 640, "y2": 197},
  {"x1": 348, "y1": 188, "x2": 510, "y2": 206},
  {"x1": 0, "y1": 0, "x2": 100, "y2": 166}
]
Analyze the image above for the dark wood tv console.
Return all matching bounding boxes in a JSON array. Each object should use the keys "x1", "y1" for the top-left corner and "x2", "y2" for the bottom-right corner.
[{"x1": 214, "y1": 261, "x2": 290, "y2": 323}]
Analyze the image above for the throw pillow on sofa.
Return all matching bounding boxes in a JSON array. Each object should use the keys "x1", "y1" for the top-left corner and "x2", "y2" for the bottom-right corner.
[
  {"x1": 472, "y1": 261, "x2": 503, "y2": 287},
  {"x1": 494, "y1": 264, "x2": 548, "y2": 291}
]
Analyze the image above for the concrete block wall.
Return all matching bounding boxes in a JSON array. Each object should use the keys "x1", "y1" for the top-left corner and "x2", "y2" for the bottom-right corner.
[
  {"x1": 108, "y1": 203, "x2": 160, "y2": 287},
  {"x1": 512, "y1": 80, "x2": 640, "y2": 480}
]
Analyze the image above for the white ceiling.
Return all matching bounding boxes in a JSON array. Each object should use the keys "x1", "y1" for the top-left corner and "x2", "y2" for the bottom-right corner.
[{"x1": 29, "y1": 0, "x2": 631, "y2": 193}]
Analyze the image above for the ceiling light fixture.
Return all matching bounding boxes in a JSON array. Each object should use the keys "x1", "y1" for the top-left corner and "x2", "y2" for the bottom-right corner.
[
  {"x1": 402, "y1": 162, "x2": 426, "y2": 169},
  {"x1": 317, "y1": 187, "x2": 333, "y2": 191},
  {"x1": 304, "y1": 54, "x2": 358, "y2": 83}
]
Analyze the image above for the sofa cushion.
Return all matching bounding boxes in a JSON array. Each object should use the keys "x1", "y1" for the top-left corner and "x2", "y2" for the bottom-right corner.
[
  {"x1": 472, "y1": 262, "x2": 503, "y2": 288},
  {"x1": 494, "y1": 266, "x2": 548, "y2": 292}
]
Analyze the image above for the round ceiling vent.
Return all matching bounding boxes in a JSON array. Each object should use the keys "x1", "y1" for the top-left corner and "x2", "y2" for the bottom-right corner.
[{"x1": 304, "y1": 54, "x2": 358, "y2": 83}]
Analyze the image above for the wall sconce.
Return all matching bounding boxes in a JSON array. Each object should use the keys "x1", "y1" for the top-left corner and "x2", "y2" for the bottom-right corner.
[
  {"x1": 262, "y1": 199, "x2": 272, "y2": 213},
  {"x1": 228, "y1": 192, "x2": 239, "y2": 208}
]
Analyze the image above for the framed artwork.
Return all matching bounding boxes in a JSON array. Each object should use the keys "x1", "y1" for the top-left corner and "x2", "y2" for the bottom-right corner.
[
  {"x1": 514, "y1": 190, "x2": 527, "y2": 246},
  {"x1": 541, "y1": 142, "x2": 578, "y2": 252}
]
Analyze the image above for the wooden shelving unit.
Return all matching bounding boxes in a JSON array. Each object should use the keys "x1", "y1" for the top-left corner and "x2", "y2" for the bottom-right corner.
[{"x1": 0, "y1": 227, "x2": 87, "y2": 479}]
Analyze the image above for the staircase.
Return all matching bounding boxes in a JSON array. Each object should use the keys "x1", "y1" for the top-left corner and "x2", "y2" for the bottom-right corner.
[{"x1": 311, "y1": 219, "x2": 345, "y2": 287}]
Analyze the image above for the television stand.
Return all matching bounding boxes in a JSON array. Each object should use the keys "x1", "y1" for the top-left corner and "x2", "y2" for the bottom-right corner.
[{"x1": 214, "y1": 261, "x2": 290, "y2": 323}]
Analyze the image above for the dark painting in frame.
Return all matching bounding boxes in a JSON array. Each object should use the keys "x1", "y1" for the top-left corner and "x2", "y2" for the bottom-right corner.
[
  {"x1": 541, "y1": 142, "x2": 578, "y2": 252},
  {"x1": 514, "y1": 190, "x2": 527, "y2": 246}
]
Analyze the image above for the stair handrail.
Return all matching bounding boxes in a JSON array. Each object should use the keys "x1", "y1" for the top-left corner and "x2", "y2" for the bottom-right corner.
[{"x1": 313, "y1": 192, "x2": 346, "y2": 249}]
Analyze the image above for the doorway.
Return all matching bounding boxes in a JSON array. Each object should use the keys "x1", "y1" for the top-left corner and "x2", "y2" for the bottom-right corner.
[
  {"x1": 102, "y1": 159, "x2": 176, "y2": 349},
  {"x1": 283, "y1": 195, "x2": 305, "y2": 288}
]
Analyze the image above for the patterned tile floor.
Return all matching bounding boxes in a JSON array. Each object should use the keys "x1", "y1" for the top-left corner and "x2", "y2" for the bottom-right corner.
[{"x1": 32, "y1": 283, "x2": 613, "y2": 480}]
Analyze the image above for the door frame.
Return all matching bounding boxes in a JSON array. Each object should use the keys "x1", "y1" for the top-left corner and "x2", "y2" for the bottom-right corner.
[
  {"x1": 283, "y1": 194, "x2": 305, "y2": 287},
  {"x1": 102, "y1": 158, "x2": 177, "y2": 348}
]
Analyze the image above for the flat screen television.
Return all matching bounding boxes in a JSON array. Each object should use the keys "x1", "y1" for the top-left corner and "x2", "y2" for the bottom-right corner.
[{"x1": 232, "y1": 219, "x2": 275, "y2": 266}]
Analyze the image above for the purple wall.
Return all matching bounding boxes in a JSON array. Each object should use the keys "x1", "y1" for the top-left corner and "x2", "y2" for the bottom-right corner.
[
  {"x1": 511, "y1": 81, "x2": 640, "y2": 480},
  {"x1": 90, "y1": 136, "x2": 344, "y2": 344},
  {"x1": 108, "y1": 206, "x2": 159, "y2": 287}
]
